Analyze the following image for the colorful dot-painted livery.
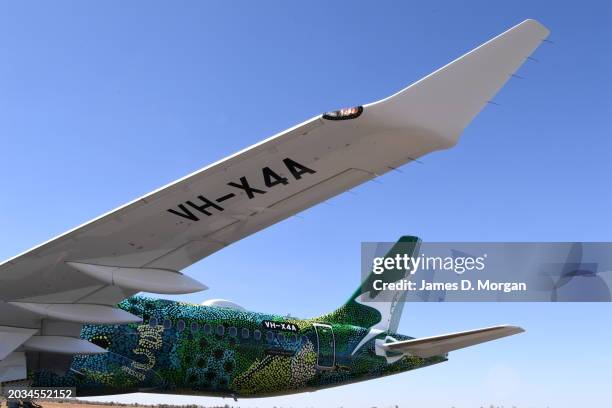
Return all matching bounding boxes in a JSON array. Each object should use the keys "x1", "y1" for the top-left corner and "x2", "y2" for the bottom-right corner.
[{"x1": 30, "y1": 296, "x2": 446, "y2": 398}]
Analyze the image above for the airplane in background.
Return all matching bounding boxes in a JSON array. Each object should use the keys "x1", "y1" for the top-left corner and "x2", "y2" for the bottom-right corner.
[{"x1": 0, "y1": 19, "x2": 549, "y2": 405}]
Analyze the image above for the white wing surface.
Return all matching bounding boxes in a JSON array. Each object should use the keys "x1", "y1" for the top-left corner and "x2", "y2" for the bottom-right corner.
[{"x1": 0, "y1": 20, "x2": 549, "y2": 382}]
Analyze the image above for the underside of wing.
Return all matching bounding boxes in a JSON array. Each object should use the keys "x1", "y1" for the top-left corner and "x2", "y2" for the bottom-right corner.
[
  {"x1": 0, "y1": 19, "x2": 549, "y2": 304},
  {"x1": 0, "y1": 19, "x2": 548, "y2": 383},
  {"x1": 381, "y1": 325, "x2": 525, "y2": 358}
]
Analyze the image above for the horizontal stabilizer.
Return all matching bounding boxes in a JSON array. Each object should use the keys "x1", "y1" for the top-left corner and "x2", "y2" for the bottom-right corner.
[{"x1": 381, "y1": 325, "x2": 524, "y2": 358}]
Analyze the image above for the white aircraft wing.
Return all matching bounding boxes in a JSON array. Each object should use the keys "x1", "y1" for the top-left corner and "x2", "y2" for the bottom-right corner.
[
  {"x1": 0, "y1": 19, "x2": 549, "y2": 379},
  {"x1": 380, "y1": 325, "x2": 525, "y2": 358}
]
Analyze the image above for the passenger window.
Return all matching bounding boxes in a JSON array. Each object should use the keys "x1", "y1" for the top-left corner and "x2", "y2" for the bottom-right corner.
[
  {"x1": 203, "y1": 324, "x2": 211, "y2": 334},
  {"x1": 163, "y1": 319, "x2": 172, "y2": 330},
  {"x1": 229, "y1": 327, "x2": 237, "y2": 337},
  {"x1": 277, "y1": 332, "x2": 285, "y2": 342},
  {"x1": 253, "y1": 330, "x2": 262, "y2": 341},
  {"x1": 191, "y1": 322, "x2": 199, "y2": 332},
  {"x1": 289, "y1": 334, "x2": 297, "y2": 343},
  {"x1": 241, "y1": 328, "x2": 250, "y2": 339},
  {"x1": 148, "y1": 317, "x2": 158, "y2": 327},
  {"x1": 177, "y1": 320, "x2": 186, "y2": 332},
  {"x1": 266, "y1": 331, "x2": 274, "y2": 342},
  {"x1": 301, "y1": 335, "x2": 308, "y2": 343},
  {"x1": 216, "y1": 324, "x2": 225, "y2": 336}
]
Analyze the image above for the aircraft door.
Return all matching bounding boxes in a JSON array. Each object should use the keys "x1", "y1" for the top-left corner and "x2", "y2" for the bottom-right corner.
[{"x1": 313, "y1": 323, "x2": 335, "y2": 369}]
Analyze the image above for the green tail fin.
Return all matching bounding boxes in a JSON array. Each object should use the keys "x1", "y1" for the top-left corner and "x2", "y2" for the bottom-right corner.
[{"x1": 319, "y1": 236, "x2": 421, "y2": 332}]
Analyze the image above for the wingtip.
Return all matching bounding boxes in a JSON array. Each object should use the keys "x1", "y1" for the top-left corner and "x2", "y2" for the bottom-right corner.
[
  {"x1": 501, "y1": 324, "x2": 526, "y2": 334},
  {"x1": 519, "y1": 18, "x2": 551, "y2": 39}
]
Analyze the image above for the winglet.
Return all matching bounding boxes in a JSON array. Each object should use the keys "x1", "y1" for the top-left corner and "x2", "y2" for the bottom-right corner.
[{"x1": 365, "y1": 19, "x2": 550, "y2": 148}]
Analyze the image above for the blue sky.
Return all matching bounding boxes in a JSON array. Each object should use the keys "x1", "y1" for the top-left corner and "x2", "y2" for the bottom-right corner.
[{"x1": 1, "y1": 1, "x2": 611, "y2": 407}]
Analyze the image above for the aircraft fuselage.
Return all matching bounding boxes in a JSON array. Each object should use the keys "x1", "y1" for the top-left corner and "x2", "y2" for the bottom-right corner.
[{"x1": 30, "y1": 297, "x2": 446, "y2": 398}]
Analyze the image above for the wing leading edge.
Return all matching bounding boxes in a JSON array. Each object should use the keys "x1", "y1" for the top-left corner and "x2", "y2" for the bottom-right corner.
[
  {"x1": 0, "y1": 19, "x2": 548, "y2": 383},
  {"x1": 0, "y1": 19, "x2": 549, "y2": 303}
]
